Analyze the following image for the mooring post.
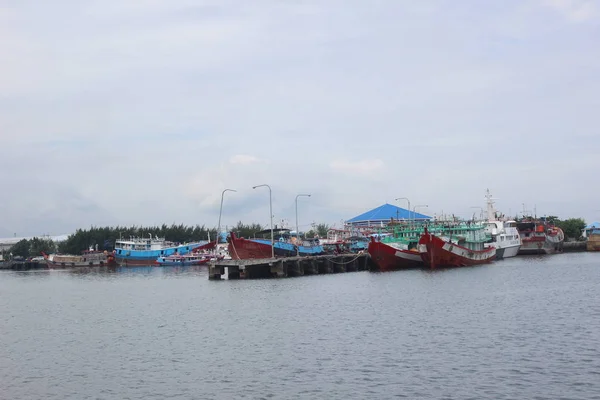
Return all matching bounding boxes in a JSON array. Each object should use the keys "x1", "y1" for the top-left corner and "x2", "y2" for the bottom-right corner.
[{"x1": 209, "y1": 264, "x2": 225, "y2": 280}]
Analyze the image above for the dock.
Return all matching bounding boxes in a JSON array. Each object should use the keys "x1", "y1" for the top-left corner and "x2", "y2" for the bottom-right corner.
[
  {"x1": 208, "y1": 253, "x2": 372, "y2": 280},
  {"x1": 562, "y1": 241, "x2": 587, "y2": 252}
]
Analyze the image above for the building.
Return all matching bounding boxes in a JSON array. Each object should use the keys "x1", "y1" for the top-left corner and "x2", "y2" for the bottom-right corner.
[{"x1": 345, "y1": 203, "x2": 431, "y2": 227}]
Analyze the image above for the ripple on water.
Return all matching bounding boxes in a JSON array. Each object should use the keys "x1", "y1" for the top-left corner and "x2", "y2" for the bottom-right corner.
[{"x1": 1, "y1": 254, "x2": 600, "y2": 399}]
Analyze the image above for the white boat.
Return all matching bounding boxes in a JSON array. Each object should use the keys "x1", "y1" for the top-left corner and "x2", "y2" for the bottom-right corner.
[{"x1": 483, "y1": 190, "x2": 521, "y2": 259}]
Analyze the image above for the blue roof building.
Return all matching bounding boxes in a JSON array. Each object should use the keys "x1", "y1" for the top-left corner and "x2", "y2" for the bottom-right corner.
[{"x1": 346, "y1": 203, "x2": 431, "y2": 227}]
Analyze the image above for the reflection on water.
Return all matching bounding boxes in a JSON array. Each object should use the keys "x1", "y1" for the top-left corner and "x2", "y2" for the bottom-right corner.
[{"x1": 1, "y1": 253, "x2": 600, "y2": 399}]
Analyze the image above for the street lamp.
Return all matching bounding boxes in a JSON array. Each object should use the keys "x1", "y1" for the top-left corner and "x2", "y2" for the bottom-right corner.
[
  {"x1": 413, "y1": 205, "x2": 428, "y2": 222},
  {"x1": 252, "y1": 184, "x2": 274, "y2": 259},
  {"x1": 217, "y1": 189, "x2": 236, "y2": 246},
  {"x1": 395, "y1": 197, "x2": 411, "y2": 222},
  {"x1": 295, "y1": 194, "x2": 311, "y2": 256}
]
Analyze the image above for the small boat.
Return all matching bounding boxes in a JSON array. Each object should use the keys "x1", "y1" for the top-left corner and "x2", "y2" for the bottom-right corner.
[
  {"x1": 482, "y1": 190, "x2": 521, "y2": 260},
  {"x1": 114, "y1": 235, "x2": 206, "y2": 266},
  {"x1": 42, "y1": 248, "x2": 117, "y2": 268},
  {"x1": 155, "y1": 252, "x2": 220, "y2": 267},
  {"x1": 418, "y1": 223, "x2": 496, "y2": 269},
  {"x1": 516, "y1": 217, "x2": 564, "y2": 255},
  {"x1": 228, "y1": 229, "x2": 324, "y2": 260}
]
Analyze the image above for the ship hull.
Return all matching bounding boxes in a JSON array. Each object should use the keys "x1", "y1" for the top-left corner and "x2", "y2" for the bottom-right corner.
[
  {"x1": 501, "y1": 244, "x2": 520, "y2": 259},
  {"x1": 586, "y1": 235, "x2": 600, "y2": 251},
  {"x1": 518, "y1": 238, "x2": 563, "y2": 255},
  {"x1": 367, "y1": 240, "x2": 423, "y2": 271},
  {"x1": 155, "y1": 259, "x2": 210, "y2": 267},
  {"x1": 418, "y1": 233, "x2": 496, "y2": 269},
  {"x1": 115, "y1": 242, "x2": 204, "y2": 266},
  {"x1": 45, "y1": 254, "x2": 117, "y2": 269},
  {"x1": 228, "y1": 233, "x2": 324, "y2": 260}
]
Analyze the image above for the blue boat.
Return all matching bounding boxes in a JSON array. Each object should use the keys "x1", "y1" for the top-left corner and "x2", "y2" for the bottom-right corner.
[{"x1": 114, "y1": 236, "x2": 206, "y2": 266}]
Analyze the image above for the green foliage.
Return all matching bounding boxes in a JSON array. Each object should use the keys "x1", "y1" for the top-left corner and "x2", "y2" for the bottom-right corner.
[
  {"x1": 58, "y1": 224, "x2": 217, "y2": 255},
  {"x1": 555, "y1": 218, "x2": 586, "y2": 240},
  {"x1": 29, "y1": 237, "x2": 56, "y2": 256},
  {"x1": 10, "y1": 239, "x2": 31, "y2": 258},
  {"x1": 305, "y1": 223, "x2": 330, "y2": 239},
  {"x1": 231, "y1": 222, "x2": 264, "y2": 238},
  {"x1": 6, "y1": 237, "x2": 55, "y2": 258}
]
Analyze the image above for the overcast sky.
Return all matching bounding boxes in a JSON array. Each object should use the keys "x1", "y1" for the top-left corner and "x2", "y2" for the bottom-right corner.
[{"x1": 1, "y1": 0, "x2": 599, "y2": 237}]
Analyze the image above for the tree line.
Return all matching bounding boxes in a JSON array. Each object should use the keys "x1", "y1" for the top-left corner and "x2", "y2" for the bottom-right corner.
[{"x1": 3, "y1": 222, "x2": 333, "y2": 259}]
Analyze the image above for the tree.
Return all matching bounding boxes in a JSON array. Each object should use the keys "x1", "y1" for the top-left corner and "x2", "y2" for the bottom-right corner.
[
  {"x1": 29, "y1": 237, "x2": 56, "y2": 257},
  {"x1": 305, "y1": 223, "x2": 330, "y2": 238},
  {"x1": 555, "y1": 218, "x2": 586, "y2": 240},
  {"x1": 10, "y1": 239, "x2": 30, "y2": 258},
  {"x1": 231, "y1": 222, "x2": 264, "y2": 238}
]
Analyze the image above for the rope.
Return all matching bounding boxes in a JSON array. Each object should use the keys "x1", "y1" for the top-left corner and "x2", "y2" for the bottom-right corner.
[{"x1": 321, "y1": 253, "x2": 365, "y2": 265}]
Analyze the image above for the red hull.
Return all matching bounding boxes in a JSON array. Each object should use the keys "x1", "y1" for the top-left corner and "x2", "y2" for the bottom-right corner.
[
  {"x1": 367, "y1": 239, "x2": 423, "y2": 271},
  {"x1": 418, "y1": 232, "x2": 496, "y2": 269},
  {"x1": 193, "y1": 240, "x2": 217, "y2": 252},
  {"x1": 227, "y1": 233, "x2": 273, "y2": 260}
]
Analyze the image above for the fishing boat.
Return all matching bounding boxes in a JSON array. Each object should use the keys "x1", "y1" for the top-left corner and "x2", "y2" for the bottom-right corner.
[
  {"x1": 155, "y1": 252, "x2": 221, "y2": 266},
  {"x1": 368, "y1": 222, "x2": 425, "y2": 271},
  {"x1": 42, "y1": 247, "x2": 117, "y2": 268},
  {"x1": 418, "y1": 222, "x2": 496, "y2": 269},
  {"x1": 114, "y1": 235, "x2": 206, "y2": 266},
  {"x1": 516, "y1": 218, "x2": 564, "y2": 255},
  {"x1": 227, "y1": 229, "x2": 324, "y2": 260},
  {"x1": 482, "y1": 190, "x2": 521, "y2": 259}
]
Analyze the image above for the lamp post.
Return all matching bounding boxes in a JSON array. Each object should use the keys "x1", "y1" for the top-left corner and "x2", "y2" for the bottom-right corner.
[
  {"x1": 253, "y1": 184, "x2": 274, "y2": 259},
  {"x1": 217, "y1": 189, "x2": 236, "y2": 246},
  {"x1": 295, "y1": 194, "x2": 311, "y2": 256},
  {"x1": 413, "y1": 205, "x2": 428, "y2": 222}
]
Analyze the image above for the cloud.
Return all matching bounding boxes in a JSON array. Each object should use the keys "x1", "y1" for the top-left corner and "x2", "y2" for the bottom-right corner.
[
  {"x1": 229, "y1": 155, "x2": 262, "y2": 165},
  {"x1": 541, "y1": 0, "x2": 597, "y2": 22},
  {"x1": 330, "y1": 159, "x2": 385, "y2": 175},
  {"x1": 1, "y1": 0, "x2": 600, "y2": 236}
]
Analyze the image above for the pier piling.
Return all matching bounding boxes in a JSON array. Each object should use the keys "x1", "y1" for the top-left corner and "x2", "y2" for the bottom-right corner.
[{"x1": 208, "y1": 253, "x2": 370, "y2": 280}]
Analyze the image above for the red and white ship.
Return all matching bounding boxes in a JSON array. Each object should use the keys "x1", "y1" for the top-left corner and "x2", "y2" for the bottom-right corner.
[
  {"x1": 367, "y1": 238, "x2": 423, "y2": 271},
  {"x1": 516, "y1": 218, "x2": 564, "y2": 255},
  {"x1": 418, "y1": 225, "x2": 496, "y2": 269}
]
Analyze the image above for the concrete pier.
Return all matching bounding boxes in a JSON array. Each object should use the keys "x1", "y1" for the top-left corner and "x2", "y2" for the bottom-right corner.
[
  {"x1": 562, "y1": 241, "x2": 587, "y2": 252},
  {"x1": 208, "y1": 253, "x2": 371, "y2": 280}
]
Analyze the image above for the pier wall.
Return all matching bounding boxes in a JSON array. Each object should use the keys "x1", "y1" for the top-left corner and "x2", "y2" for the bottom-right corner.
[{"x1": 209, "y1": 253, "x2": 371, "y2": 280}]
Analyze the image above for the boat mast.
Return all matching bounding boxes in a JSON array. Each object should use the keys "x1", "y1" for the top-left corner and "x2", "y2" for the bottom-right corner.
[{"x1": 485, "y1": 189, "x2": 497, "y2": 221}]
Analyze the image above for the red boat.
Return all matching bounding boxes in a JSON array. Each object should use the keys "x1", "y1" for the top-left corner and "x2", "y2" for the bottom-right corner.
[
  {"x1": 367, "y1": 238, "x2": 423, "y2": 271},
  {"x1": 228, "y1": 232, "x2": 275, "y2": 260},
  {"x1": 418, "y1": 226, "x2": 496, "y2": 269}
]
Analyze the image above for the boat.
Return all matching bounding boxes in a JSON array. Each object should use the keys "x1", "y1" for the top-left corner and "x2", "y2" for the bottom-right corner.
[
  {"x1": 482, "y1": 190, "x2": 521, "y2": 259},
  {"x1": 516, "y1": 217, "x2": 564, "y2": 255},
  {"x1": 114, "y1": 235, "x2": 206, "y2": 266},
  {"x1": 418, "y1": 222, "x2": 496, "y2": 269},
  {"x1": 368, "y1": 223, "x2": 425, "y2": 271},
  {"x1": 155, "y1": 252, "x2": 221, "y2": 266},
  {"x1": 42, "y1": 248, "x2": 117, "y2": 268},
  {"x1": 227, "y1": 229, "x2": 325, "y2": 260},
  {"x1": 584, "y1": 222, "x2": 600, "y2": 251}
]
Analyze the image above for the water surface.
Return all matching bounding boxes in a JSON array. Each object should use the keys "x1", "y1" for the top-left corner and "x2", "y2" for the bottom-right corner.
[{"x1": 1, "y1": 253, "x2": 599, "y2": 399}]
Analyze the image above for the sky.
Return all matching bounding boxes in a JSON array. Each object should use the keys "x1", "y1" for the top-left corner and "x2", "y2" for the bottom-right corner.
[{"x1": 1, "y1": 0, "x2": 599, "y2": 237}]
